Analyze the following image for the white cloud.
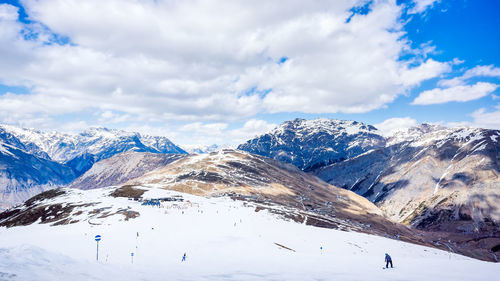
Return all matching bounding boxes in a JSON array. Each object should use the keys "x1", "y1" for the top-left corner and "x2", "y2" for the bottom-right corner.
[
  {"x1": 462, "y1": 65, "x2": 500, "y2": 79},
  {"x1": 398, "y1": 59, "x2": 451, "y2": 87},
  {"x1": 175, "y1": 119, "x2": 276, "y2": 146},
  {"x1": 374, "y1": 117, "x2": 418, "y2": 136},
  {"x1": 470, "y1": 106, "x2": 500, "y2": 130},
  {"x1": 437, "y1": 77, "x2": 464, "y2": 88},
  {"x1": 408, "y1": 0, "x2": 441, "y2": 14},
  {"x1": 0, "y1": 4, "x2": 18, "y2": 21},
  {"x1": 438, "y1": 65, "x2": 500, "y2": 87},
  {"x1": 412, "y1": 82, "x2": 499, "y2": 105},
  {"x1": 452, "y1": 58, "x2": 464, "y2": 65},
  {"x1": 0, "y1": 0, "x2": 453, "y2": 128}
]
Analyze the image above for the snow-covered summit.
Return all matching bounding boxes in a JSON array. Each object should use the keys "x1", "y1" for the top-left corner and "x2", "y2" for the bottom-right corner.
[
  {"x1": 181, "y1": 144, "x2": 233, "y2": 154},
  {"x1": 238, "y1": 118, "x2": 386, "y2": 171},
  {"x1": 386, "y1": 123, "x2": 491, "y2": 147},
  {"x1": 0, "y1": 124, "x2": 186, "y2": 164}
]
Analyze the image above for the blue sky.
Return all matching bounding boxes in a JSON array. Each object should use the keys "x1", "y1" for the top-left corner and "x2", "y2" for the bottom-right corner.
[{"x1": 0, "y1": 0, "x2": 499, "y2": 145}]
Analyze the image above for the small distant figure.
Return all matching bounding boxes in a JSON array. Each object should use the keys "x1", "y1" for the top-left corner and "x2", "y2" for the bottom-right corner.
[
  {"x1": 182, "y1": 253, "x2": 187, "y2": 262},
  {"x1": 385, "y1": 253, "x2": 393, "y2": 268},
  {"x1": 137, "y1": 232, "x2": 139, "y2": 238}
]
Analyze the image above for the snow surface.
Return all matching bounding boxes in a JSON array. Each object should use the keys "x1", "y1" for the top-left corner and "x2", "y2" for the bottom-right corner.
[
  {"x1": 0, "y1": 141, "x2": 15, "y2": 157},
  {"x1": 0, "y1": 186, "x2": 498, "y2": 281}
]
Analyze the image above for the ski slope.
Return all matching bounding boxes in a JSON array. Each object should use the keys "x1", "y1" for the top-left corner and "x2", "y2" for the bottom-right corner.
[{"x1": 0, "y1": 187, "x2": 498, "y2": 281}]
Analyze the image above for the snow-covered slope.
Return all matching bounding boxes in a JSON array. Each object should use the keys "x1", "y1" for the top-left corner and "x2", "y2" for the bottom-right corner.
[
  {"x1": 238, "y1": 118, "x2": 386, "y2": 171},
  {"x1": 127, "y1": 149, "x2": 387, "y2": 222},
  {"x1": 0, "y1": 186, "x2": 498, "y2": 280},
  {"x1": 71, "y1": 149, "x2": 391, "y2": 232},
  {"x1": 59, "y1": 149, "x2": 438, "y2": 249}
]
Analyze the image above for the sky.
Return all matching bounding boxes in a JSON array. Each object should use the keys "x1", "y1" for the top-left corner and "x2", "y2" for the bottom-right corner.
[{"x1": 0, "y1": 0, "x2": 499, "y2": 146}]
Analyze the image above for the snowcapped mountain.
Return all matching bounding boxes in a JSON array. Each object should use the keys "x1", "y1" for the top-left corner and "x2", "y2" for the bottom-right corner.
[
  {"x1": 0, "y1": 125, "x2": 186, "y2": 165},
  {"x1": 0, "y1": 124, "x2": 186, "y2": 209},
  {"x1": 181, "y1": 144, "x2": 232, "y2": 154},
  {"x1": 314, "y1": 125, "x2": 500, "y2": 261},
  {"x1": 0, "y1": 140, "x2": 75, "y2": 209},
  {"x1": 0, "y1": 125, "x2": 186, "y2": 175},
  {"x1": 238, "y1": 118, "x2": 386, "y2": 171},
  {"x1": 315, "y1": 126, "x2": 499, "y2": 220}
]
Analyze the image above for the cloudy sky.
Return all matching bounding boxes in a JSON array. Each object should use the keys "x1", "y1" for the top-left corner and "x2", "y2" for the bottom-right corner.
[{"x1": 0, "y1": 0, "x2": 499, "y2": 146}]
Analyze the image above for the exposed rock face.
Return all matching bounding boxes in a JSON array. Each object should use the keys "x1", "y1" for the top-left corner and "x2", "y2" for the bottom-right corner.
[
  {"x1": 0, "y1": 141, "x2": 75, "y2": 209},
  {"x1": 69, "y1": 152, "x2": 186, "y2": 190},
  {"x1": 314, "y1": 126, "x2": 499, "y2": 225},
  {"x1": 238, "y1": 118, "x2": 386, "y2": 171}
]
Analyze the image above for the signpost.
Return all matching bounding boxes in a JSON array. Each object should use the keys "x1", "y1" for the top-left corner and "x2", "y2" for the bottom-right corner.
[
  {"x1": 131, "y1": 252, "x2": 134, "y2": 264},
  {"x1": 95, "y1": 235, "x2": 101, "y2": 261}
]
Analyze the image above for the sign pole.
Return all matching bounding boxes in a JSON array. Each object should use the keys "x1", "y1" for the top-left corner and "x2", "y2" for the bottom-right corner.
[{"x1": 95, "y1": 235, "x2": 102, "y2": 261}]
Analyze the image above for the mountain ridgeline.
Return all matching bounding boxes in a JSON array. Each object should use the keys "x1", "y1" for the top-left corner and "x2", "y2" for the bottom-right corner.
[
  {"x1": 238, "y1": 118, "x2": 386, "y2": 171},
  {"x1": 0, "y1": 125, "x2": 186, "y2": 208}
]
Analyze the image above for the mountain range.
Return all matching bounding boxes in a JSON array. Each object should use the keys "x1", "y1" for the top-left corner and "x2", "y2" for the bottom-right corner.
[
  {"x1": 0, "y1": 125, "x2": 186, "y2": 208},
  {"x1": 0, "y1": 118, "x2": 499, "y2": 262}
]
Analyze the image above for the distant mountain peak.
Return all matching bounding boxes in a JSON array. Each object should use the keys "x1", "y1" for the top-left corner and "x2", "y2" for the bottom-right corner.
[{"x1": 238, "y1": 118, "x2": 386, "y2": 171}]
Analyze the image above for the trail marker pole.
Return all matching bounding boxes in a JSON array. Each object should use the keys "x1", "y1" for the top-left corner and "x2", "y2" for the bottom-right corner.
[
  {"x1": 95, "y1": 235, "x2": 101, "y2": 261},
  {"x1": 131, "y1": 252, "x2": 134, "y2": 264}
]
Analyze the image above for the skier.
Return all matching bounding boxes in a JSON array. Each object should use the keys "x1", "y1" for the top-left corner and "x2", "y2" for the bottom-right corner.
[
  {"x1": 182, "y1": 253, "x2": 187, "y2": 262},
  {"x1": 385, "y1": 253, "x2": 393, "y2": 268}
]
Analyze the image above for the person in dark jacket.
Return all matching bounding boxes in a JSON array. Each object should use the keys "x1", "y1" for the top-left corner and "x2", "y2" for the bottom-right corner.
[{"x1": 385, "y1": 253, "x2": 393, "y2": 268}]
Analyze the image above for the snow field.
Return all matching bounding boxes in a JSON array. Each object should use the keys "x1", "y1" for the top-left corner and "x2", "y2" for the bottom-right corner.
[{"x1": 0, "y1": 187, "x2": 498, "y2": 281}]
